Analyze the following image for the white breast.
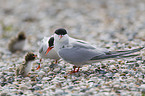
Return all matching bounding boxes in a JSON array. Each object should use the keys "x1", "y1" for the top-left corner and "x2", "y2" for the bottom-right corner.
[
  {"x1": 39, "y1": 37, "x2": 60, "y2": 60},
  {"x1": 13, "y1": 40, "x2": 26, "y2": 50},
  {"x1": 45, "y1": 48, "x2": 60, "y2": 60},
  {"x1": 24, "y1": 61, "x2": 32, "y2": 75}
]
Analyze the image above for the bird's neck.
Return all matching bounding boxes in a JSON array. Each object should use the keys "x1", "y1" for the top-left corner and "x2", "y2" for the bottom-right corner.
[
  {"x1": 25, "y1": 60, "x2": 32, "y2": 65},
  {"x1": 54, "y1": 39, "x2": 69, "y2": 52},
  {"x1": 24, "y1": 61, "x2": 33, "y2": 68}
]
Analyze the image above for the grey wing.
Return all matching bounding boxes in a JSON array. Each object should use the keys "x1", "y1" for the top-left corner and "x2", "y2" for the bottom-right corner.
[
  {"x1": 91, "y1": 47, "x2": 144, "y2": 60},
  {"x1": 70, "y1": 37, "x2": 96, "y2": 50},
  {"x1": 73, "y1": 41, "x2": 109, "y2": 53},
  {"x1": 59, "y1": 45, "x2": 106, "y2": 64}
]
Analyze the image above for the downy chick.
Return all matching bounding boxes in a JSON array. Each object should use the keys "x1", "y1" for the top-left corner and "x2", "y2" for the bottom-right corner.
[
  {"x1": 16, "y1": 52, "x2": 37, "y2": 77},
  {"x1": 8, "y1": 32, "x2": 26, "y2": 52}
]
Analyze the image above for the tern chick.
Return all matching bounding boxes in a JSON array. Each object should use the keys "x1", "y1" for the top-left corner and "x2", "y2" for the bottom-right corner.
[
  {"x1": 8, "y1": 32, "x2": 26, "y2": 53},
  {"x1": 15, "y1": 52, "x2": 37, "y2": 77}
]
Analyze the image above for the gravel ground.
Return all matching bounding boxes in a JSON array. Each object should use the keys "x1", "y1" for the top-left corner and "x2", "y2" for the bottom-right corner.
[{"x1": 0, "y1": 0, "x2": 145, "y2": 96}]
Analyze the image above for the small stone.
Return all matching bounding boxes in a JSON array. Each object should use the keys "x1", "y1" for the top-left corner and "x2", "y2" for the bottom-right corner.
[
  {"x1": 42, "y1": 77, "x2": 52, "y2": 81},
  {"x1": 122, "y1": 70, "x2": 128, "y2": 74},
  {"x1": 38, "y1": 71, "x2": 45, "y2": 77},
  {"x1": 54, "y1": 89, "x2": 64, "y2": 95},
  {"x1": 88, "y1": 80, "x2": 94, "y2": 83},
  {"x1": 135, "y1": 63, "x2": 140, "y2": 67},
  {"x1": 49, "y1": 63, "x2": 57, "y2": 69},
  {"x1": 68, "y1": 86, "x2": 74, "y2": 89},
  {"x1": 1, "y1": 93, "x2": 10, "y2": 96},
  {"x1": 1, "y1": 82, "x2": 7, "y2": 87},
  {"x1": 56, "y1": 82, "x2": 62, "y2": 88},
  {"x1": 120, "y1": 73, "x2": 126, "y2": 76},
  {"x1": 31, "y1": 82, "x2": 37, "y2": 87},
  {"x1": 142, "y1": 89, "x2": 145, "y2": 94},
  {"x1": 127, "y1": 63, "x2": 134, "y2": 68},
  {"x1": 61, "y1": 71, "x2": 65, "y2": 74},
  {"x1": 29, "y1": 87, "x2": 35, "y2": 92},
  {"x1": 53, "y1": 67, "x2": 61, "y2": 73},
  {"x1": 19, "y1": 91, "x2": 23, "y2": 95},
  {"x1": 36, "y1": 77, "x2": 41, "y2": 81},
  {"x1": 109, "y1": 65, "x2": 116, "y2": 70},
  {"x1": 136, "y1": 57, "x2": 142, "y2": 60},
  {"x1": 34, "y1": 86, "x2": 42, "y2": 90},
  {"x1": 94, "y1": 84, "x2": 100, "y2": 87},
  {"x1": 8, "y1": 67, "x2": 14, "y2": 72},
  {"x1": 82, "y1": 66, "x2": 89, "y2": 71},
  {"x1": 64, "y1": 75, "x2": 67, "y2": 79},
  {"x1": 48, "y1": 72, "x2": 55, "y2": 76},
  {"x1": 7, "y1": 76, "x2": 14, "y2": 83},
  {"x1": 80, "y1": 88, "x2": 88, "y2": 92}
]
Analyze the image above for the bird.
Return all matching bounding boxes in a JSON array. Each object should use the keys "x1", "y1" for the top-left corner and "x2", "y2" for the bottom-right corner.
[
  {"x1": 8, "y1": 31, "x2": 26, "y2": 53},
  {"x1": 37, "y1": 36, "x2": 60, "y2": 70},
  {"x1": 15, "y1": 52, "x2": 37, "y2": 77},
  {"x1": 45, "y1": 28, "x2": 144, "y2": 74}
]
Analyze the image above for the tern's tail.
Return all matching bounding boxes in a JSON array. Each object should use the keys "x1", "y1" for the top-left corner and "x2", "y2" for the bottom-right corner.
[{"x1": 91, "y1": 47, "x2": 144, "y2": 60}]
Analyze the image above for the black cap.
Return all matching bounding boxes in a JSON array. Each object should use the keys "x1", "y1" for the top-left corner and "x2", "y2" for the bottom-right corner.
[
  {"x1": 48, "y1": 37, "x2": 54, "y2": 47},
  {"x1": 55, "y1": 28, "x2": 67, "y2": 35}
]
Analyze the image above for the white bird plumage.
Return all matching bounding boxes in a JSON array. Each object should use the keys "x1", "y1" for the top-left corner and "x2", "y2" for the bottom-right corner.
[
  {"x1": 38, "y1": 36, "x2": 60, "y2": 63},
  {"x1": 46, "y1": 28, "x2": 144, "y2": 73}
]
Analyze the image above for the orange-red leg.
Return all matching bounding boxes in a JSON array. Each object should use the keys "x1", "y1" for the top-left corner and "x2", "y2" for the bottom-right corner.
[
  {"x1": 54, "y1": 60, "x2": 58, "y2": 64},
  {"x1": 68, "y1": 66, "x2": 80, "y2": 74},
  {"x1": 76, "y1": 67, "x2": 80, "y2": 72},
  {"x1": 36, "y1": 59, "x2": 42, "y2": 70}
]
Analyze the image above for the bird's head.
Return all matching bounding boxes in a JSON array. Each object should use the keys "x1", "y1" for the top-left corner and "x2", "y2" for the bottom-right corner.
[
  {"x1": 54, "y1": 28, "x2": 68, "y2": 43},
  {"x1": 25, "y1": 52, "x2": 37, "y2": 62},
  {"x1": 45, "y1": 28, "x2": 68, "y2": 55},
  {"x1": 18, "y1": 31, "x2": 26, "y2": 41}
]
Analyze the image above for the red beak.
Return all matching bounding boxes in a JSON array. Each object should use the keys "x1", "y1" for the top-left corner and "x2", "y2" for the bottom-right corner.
[
  {"x1": 33, "y1": 55, "x2": 37, "y2": 57},
  {"x1": 45, "y1": 47, "x2": 54, "y2": 56}
]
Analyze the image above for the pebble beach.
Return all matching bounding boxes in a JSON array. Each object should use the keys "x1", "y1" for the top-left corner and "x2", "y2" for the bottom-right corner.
[{"x1": 0, "y1": 0, "x2": 145, "y2": 95}]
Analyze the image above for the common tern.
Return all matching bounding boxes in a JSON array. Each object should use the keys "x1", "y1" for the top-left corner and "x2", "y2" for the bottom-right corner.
[
  {"x1": 37, "y1": 36, "x2": 60, "y2": 70},
  {"x1": 8, "y1": 32, "x2": 26, "y2": 53},
  {"x1": 16, "y1": 52, "x2": 37, "y2": 77},
  {"x1": 46, "y1": 28, "x2": 144, "y2": 73}
]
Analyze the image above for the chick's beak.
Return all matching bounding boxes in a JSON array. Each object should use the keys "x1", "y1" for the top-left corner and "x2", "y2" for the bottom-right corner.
[
  {"x1": 33, "y1": 55, "x2": 37, "y2": 57},
  {"x1": 45, "y1": 47, "x2": 54, "y2": 55}
]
